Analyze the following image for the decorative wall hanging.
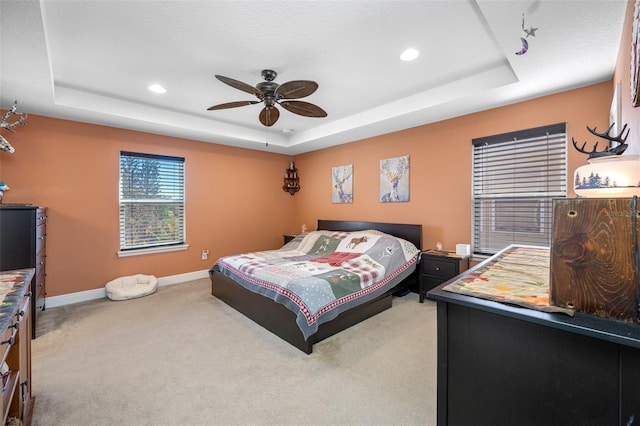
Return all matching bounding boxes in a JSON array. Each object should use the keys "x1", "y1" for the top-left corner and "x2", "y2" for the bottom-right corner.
[
  {"x1": 0, "y1": 100, "x2": 28, "y2": 153},
  {"x1": 515, "y1": 13, "x2": 538, "y2": 56},
  {"x1": 332, "y1": 164, "x2": 353, "y2": 204},
  {"x1": 283, "y1": 161, "x2": 300, "y2": 195},
  {"x1": 380, "y1": 155, "x2": 409, "y2": 202}
]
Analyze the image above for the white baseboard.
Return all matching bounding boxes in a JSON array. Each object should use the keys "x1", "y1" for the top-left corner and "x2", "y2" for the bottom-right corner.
[{"x1": 45, "y1": 269, "x2": 210, "y2": 309}]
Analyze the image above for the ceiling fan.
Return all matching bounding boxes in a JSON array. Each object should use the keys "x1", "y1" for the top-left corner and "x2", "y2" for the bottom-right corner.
[{"x1": 207, "y1": 69, "x2": 327, "y2": 127}]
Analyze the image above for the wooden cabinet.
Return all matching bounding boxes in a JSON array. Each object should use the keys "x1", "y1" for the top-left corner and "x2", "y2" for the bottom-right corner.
[
  {"x1": 0, "y1": 206, "x2": 47, "y2": 338},
  {"x1": 419, "y1": 251, "x2": 469, "y2": 303},
  {"x1": 428, "y1": 283, "x2": 640, "y2": 426},
  {"x1": 0, "y1": 269, "x2": 34, "y2": 426}
]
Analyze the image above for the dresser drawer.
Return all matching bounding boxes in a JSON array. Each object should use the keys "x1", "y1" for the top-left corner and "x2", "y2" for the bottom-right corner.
[
  {"x1": 419, "y1": 252, "x2": 470, "y2": 303},
  {"x1": 36, "y1": 231, "x2": 46, "y2": 255},
  {"x1": 421, "y1": 258, "x2": 457, "y2": 279},
  {"x1": 35, "y1": 254, "x2": 45, "y2": 272},
  {"x1": 35, "y1": 284, "x2": 46, "y2": 311},
  {"x1": 34, "y1": 265, "x2": 46, "y2": 311},
  {"x1": 0, "y1": 322, "x2": 16, "y2": 363},
  {"x1": 35, "y1": 265, "x2": 45, "y2": 286},
  {"x1": 36, "y1": 208, "x2": 47, "y2": 225},
  {"x1": 420, "y1": 275, "x2": 446, "y2": 293}
]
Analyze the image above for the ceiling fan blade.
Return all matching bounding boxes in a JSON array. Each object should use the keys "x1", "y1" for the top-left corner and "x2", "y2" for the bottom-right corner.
[
  {"x1": 279, "y1": 100, "x2": 327, "y2": 117},
  {"x1": 259, "y1": 107, "x2": 280, "y2": 127},
  {"x1": 275, "y1": 80, "x2": 318, "y2": 99},
  {"x1": 215, "y1": 75, "x2": 262, "y2": 97},
  {"x1": 207, "y1": 100, "x2": 260, "y2": 110}
]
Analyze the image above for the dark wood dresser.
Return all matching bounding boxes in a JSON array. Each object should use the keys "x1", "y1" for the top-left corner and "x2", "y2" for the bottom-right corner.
[
  {"x1": 0, "y1": 206, "x2": 47, "y2": 338},
  {"x1": 428, "y1": 283, "x2": 640, "y2": 426}
]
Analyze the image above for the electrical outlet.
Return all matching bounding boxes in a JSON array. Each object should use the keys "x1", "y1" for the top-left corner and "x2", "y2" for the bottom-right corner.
[{"x1": 201, "y1": 249, "x2": 209, "y2": 260}]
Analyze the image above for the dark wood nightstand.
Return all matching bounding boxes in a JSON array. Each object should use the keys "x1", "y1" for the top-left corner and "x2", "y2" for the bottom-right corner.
[
  {"x1": 283, "y1": 234, "x2": 296, "y2": 245},
  {"x1": 419, "y1": 251, "x2": 469, "y2": 303}
]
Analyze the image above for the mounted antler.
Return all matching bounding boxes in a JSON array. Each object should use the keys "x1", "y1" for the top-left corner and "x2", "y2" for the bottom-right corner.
[
  {"x1": 0, "y1": 101, "x2": 28, "y2": 154},
  {"x1": 1, "y1": 101, "x2": 28, "y2": 132},
  {"x1": 571, "y1": 123, "x2": 629, "y2": 158}
]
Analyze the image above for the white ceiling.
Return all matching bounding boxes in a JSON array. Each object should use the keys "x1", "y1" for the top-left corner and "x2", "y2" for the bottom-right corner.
[{"x1": 0, "y1": 0, "x2": 627, "y2": 155}]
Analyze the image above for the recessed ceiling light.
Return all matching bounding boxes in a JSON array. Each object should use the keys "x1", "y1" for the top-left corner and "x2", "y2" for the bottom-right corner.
[
  {"x1": 148, "y1": 84, "x2": 167, "y2": 94},
  {"x1": 400, "y1": 48, "x2": 420, "y2": 61}
]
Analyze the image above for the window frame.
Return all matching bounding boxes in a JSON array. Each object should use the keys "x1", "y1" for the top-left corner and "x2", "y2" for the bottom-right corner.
[
  {"x1": 117, "y1": 151, "x2": 187, "y2": 257},
  {"x1": 471, "y1": 123, "x2": 567, "y2": 257}
]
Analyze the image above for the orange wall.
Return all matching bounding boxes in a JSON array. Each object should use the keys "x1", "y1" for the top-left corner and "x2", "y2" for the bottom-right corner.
[
  {"x1": 614, "y1": 0, "x2": 640, "y2": 154},
  {"x1": 0, "y1": 115, "x2": 294, "y2": 296},
  {"x1": 0, "y1": 84, "x2": 613, "y2": 298},
  {"x1": 292, "y1": 82, "x2": 613, "y2": 251}
]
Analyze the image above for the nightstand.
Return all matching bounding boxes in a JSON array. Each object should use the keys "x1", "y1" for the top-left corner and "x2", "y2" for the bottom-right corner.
[
  {"x1": 419, "y1": 251, "x2": 469, "y2": 303},
  {"x1": 283, "y1": 234, "x2": 296, "y2": 245}
]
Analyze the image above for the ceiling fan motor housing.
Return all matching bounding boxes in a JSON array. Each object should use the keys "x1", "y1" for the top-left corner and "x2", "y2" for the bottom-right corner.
[{"x1": 256, "y1": 81, "x2": 280, "y2": 107}]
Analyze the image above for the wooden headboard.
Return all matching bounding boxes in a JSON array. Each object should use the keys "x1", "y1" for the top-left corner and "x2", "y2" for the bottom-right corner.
[{"x1": 317, "y1": 220, "x2": 423, "y2": 251}]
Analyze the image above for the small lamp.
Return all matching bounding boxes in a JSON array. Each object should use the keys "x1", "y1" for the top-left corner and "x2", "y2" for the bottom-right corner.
[{"x1": 572, "y1": 123, "x2": 640, "y2": 198}]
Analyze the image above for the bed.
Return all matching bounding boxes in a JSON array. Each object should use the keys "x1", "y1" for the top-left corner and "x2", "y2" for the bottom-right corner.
[{"x1": 209, "y1": 220, "x2": 422, "y2": 354}]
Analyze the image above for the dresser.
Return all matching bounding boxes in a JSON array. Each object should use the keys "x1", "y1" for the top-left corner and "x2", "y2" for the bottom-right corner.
[
  {"x1": 419, "y1": 251, "x2": 469, "y2": 303},
  {"x1": 0, "y1": 269, "x2": 34, "y2": 425},
  {"x1": 428, "y1": 283, "x2": 640, "y2": 426},
  {"x1": 0, "y1": 206, "x2": 47, "y2": 338}
]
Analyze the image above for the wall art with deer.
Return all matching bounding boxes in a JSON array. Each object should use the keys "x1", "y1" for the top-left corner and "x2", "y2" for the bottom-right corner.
[
  {"x1": 332, "y1": 164, "x2": 353, "y2": 204},
  {"x1": 380, "y1": 155, "x2": 409, "y2": 202}
]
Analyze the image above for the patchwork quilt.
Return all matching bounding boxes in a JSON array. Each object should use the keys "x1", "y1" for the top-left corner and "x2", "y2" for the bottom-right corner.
[{"x1": 212, "y1": 230, "x2": 420, "y2": 339}]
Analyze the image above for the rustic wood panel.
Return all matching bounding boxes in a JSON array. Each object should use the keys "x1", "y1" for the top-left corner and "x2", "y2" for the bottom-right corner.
[{"x1": 550, "y1": 198, "x2": 640, "y2": 322}]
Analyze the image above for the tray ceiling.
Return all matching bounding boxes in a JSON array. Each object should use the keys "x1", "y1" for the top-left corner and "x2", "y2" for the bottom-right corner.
[{"x1": 0, "y1": 1, "x2": 627, "y2": 154}]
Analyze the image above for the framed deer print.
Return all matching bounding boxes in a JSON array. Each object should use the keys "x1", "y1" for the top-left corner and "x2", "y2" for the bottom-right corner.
[
  {"x1": 332, "y1": 164, "x2": 353, "y2": 203},
  {"x1": 380, "y1": 155, "x2": 409, "y2": 202}
]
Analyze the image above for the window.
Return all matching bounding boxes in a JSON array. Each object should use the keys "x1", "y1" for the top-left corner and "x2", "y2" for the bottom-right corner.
[
  {"x1": 119, "y1": 151, "x2": 185, "y2": 253},
  {"x1": 472, "y1": 123, "x2": 567, "y2": 256}
]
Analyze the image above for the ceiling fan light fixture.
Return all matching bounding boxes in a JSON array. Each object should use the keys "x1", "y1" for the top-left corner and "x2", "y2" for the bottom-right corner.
[
  {"x1": 148, "y1": 84, "x2": 167, "y2": 94},
  {"x1": 208, "y1": 69, "x2": 327, "y2": 127},
  {"x1": 400, "y1": 48, "x2": 420, "y2": 61}
]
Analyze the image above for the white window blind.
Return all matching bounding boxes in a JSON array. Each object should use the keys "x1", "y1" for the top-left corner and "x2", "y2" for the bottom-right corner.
[
  {"x1": 472, "y1": 123, "x2": 567, "y2": 256},
  {"x1": 119, "y1": 151, "x2": 185, "y2": 251}
]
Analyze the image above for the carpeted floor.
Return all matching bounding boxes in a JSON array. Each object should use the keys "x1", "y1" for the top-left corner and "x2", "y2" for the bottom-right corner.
[{"x1": 31, "y1": 278, "x2": 438, "y2": 425}]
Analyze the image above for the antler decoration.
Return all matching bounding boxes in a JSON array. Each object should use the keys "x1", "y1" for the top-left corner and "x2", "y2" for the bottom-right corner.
[
  {"x1": 0, "y1": 100, "x2": 28, "y2": 154},
  {"x1": 571, "y1": 123, "x2": 629, "y2": 159}
]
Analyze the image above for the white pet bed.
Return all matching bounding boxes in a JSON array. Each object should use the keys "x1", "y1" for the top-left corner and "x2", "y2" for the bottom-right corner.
[{"x1": 105, "y1": 274, "x2": 158, "y2": 301}]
